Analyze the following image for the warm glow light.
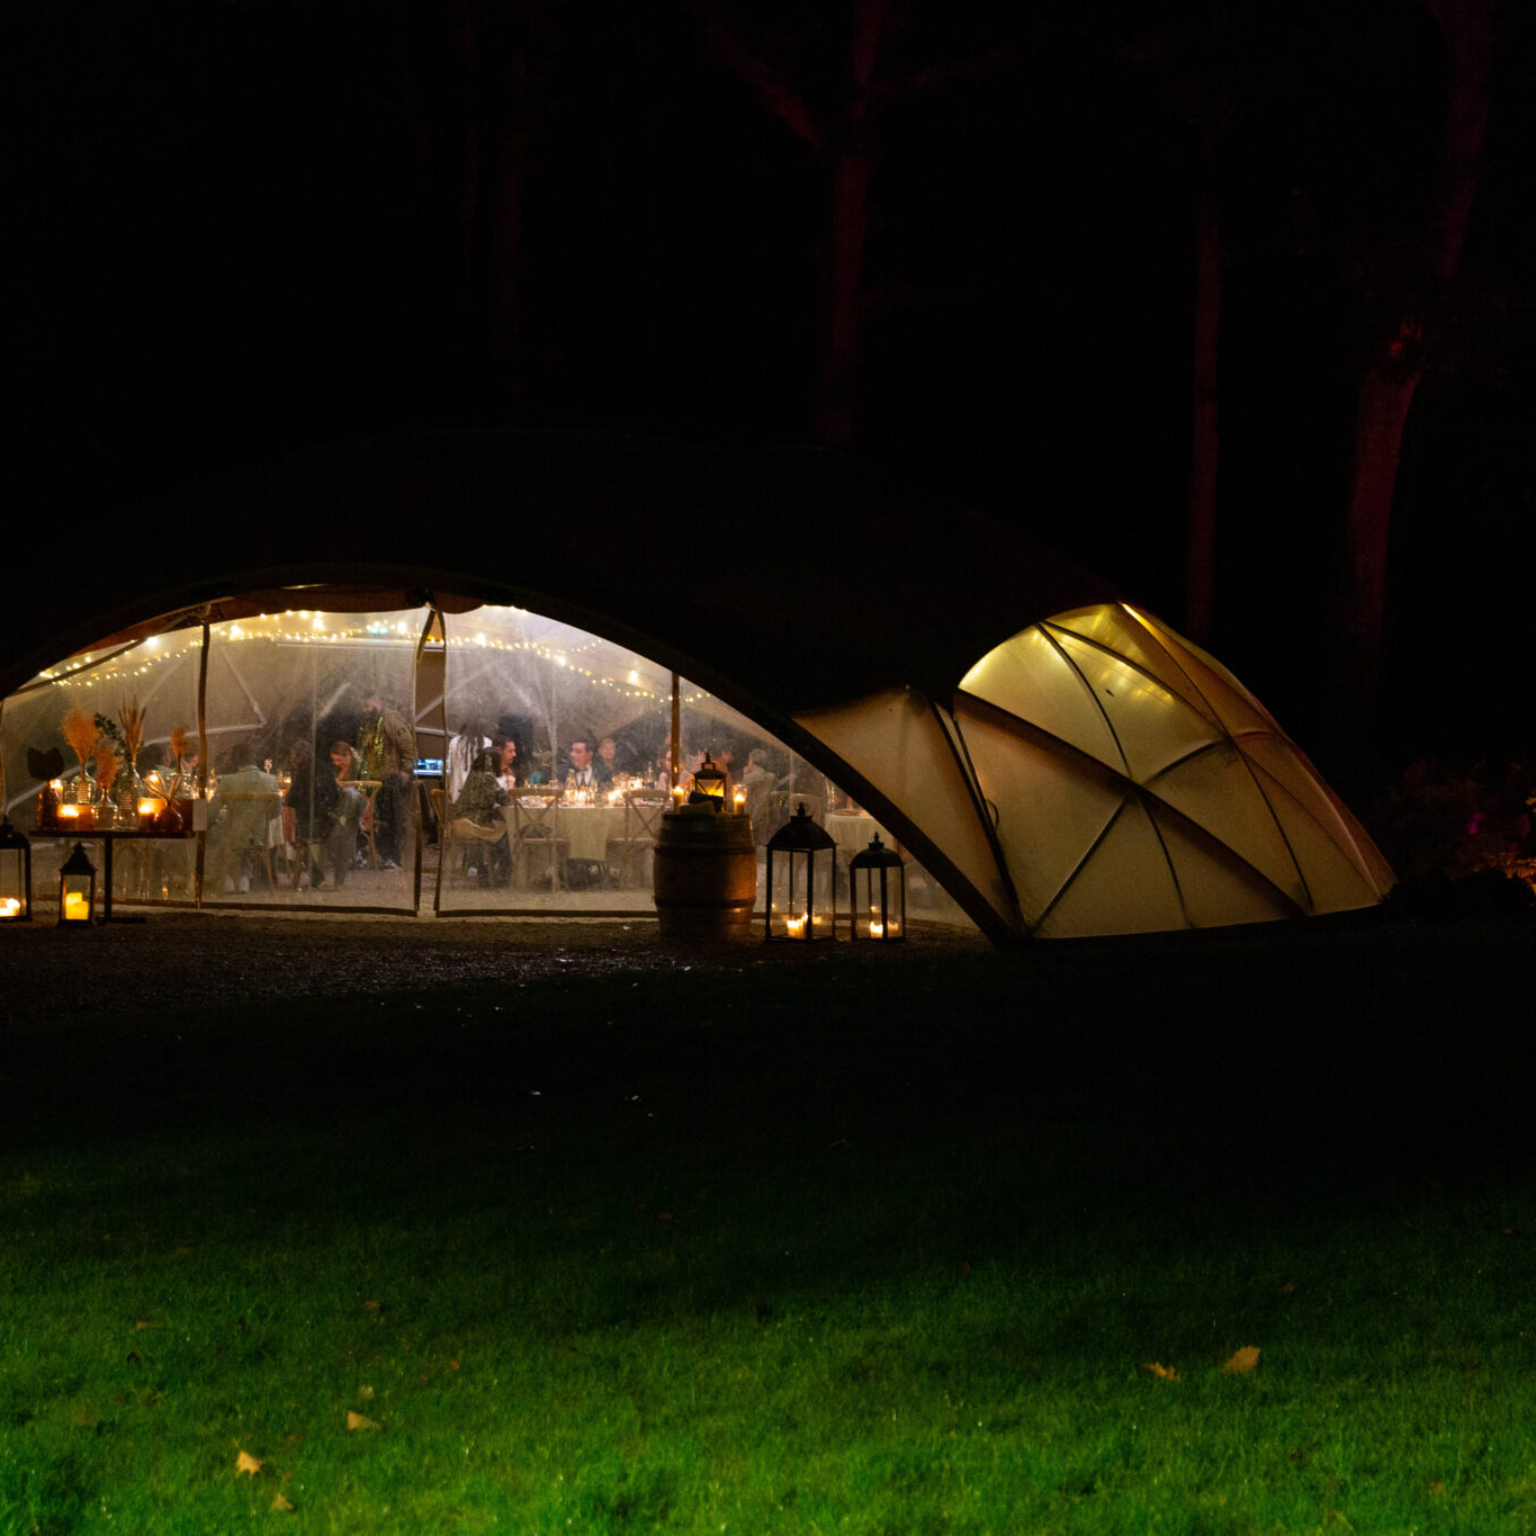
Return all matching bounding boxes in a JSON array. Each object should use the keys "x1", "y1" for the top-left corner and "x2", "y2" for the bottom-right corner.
[
  {"x1": 137, "y1": 798, "x2": 162, "y2": 817},
  {"x1": 58, "y1": 805, "x2": 81, "y2": 821},
  {"x1": 786, "y1": 914, "x2": 807, "y2": 937},
  {"x1": 63, "y1": 892, "x2": 89, "y2": 922},
  {"x1": 0, "y1": 898, "x2": 21, "y2": 920},
  {"x1": 733, "y1": 788, "x2": 746, "y2": 811},
  {"x1": 870, "y1": 920, "x2": 884, "y2": 937},
  {"x1": 671, "y1": 786, "x2": 685, "y2": 806}
]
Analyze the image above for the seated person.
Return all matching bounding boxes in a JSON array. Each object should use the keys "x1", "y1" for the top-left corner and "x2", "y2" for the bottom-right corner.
[
  {"x1": 593, "y1": 736, "x2": 618, "y2": 789},
  {"x1": 321, "y1": 740, "x2": 368, "y2": 887},
  {"x1": 451, "y1": 748, "x2": 511, "y2": 887},
  {"x1": 491, "y1": 735, "x2": 522, "y2": 792},
  {"x1": 208, "y1": 743, "x2": 280, "y2": 891},
  {"x1": 284, "y1": 738, "x2": 336, "y2": 889}
]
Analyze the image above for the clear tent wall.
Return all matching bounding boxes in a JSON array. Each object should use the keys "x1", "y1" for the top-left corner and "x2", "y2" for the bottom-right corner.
[{"x1": 1, "y1": 601, "x2": 970, "y2": 925}]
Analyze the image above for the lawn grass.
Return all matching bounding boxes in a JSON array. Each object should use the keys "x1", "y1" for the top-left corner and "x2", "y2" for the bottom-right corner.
[{"x1": 3, "y1": 914, "x2": 1535, "y2": 1533}]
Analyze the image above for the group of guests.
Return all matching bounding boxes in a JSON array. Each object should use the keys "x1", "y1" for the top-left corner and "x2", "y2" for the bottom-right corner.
[
  {"x1": 207, "y1": 692, "x2": 416, "y2": 893},
  {"x1": 443, "y1": 728, "x2": 623, "y2": 889}
]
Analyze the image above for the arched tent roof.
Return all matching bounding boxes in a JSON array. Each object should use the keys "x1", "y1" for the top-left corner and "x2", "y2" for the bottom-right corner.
[{"x1": 0, "y1": 429, "x2": 1392, "y2": 943}]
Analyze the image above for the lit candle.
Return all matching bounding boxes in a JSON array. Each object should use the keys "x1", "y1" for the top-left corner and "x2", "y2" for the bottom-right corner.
[
  {"x1": 63, "y1": 892, "x2": 89, "y2": 922},
  {"x1": 870, "y1": 920, "x2": 884, "y2": 938},
  {"x1": 671, "y1": 785, "x2": 685, "y2": 807},
  {"x1": 58, "y1": 805, "x2": 81, "y2": 821},
  {"x1": 138, "y1": 798, "x2": 162, "y2": 818},
  {"x1": 0, "y1": 898, "x2": 21, "y2": 920},
  {"x1": 786, "y1": 913, "x2": 806, "y2": 937},
  {"x1": 733, "y1": 787, "x2": 746, "y2": 812}
]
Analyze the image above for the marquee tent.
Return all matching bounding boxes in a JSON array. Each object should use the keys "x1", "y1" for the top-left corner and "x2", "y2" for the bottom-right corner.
[{"x1": 0, "y1": 429, "x2": 1393, "y2": 940}]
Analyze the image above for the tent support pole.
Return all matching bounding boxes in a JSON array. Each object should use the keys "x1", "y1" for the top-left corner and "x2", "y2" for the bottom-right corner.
[
  {"x1": 195, "y1": 619, "x2": 210, "y2": 907},
  {"x1": 671, "y1": 671, "x2": 680, "y2": 790}
]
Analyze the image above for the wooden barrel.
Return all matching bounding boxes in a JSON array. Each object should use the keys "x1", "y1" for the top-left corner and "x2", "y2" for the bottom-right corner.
[{"x1": 652, "y1": 807, "x2": 757, "y2": 939}]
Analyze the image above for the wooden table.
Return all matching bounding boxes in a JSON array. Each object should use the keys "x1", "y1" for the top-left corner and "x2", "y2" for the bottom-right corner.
[{"x1": 35, "y1": 824, "x2": 195, "y2": 922}]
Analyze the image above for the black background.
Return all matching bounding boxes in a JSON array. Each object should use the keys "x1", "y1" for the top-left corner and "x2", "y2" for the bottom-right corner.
[{"x1": 9, "y1": 2, "x2": 1533, "y2": 780}]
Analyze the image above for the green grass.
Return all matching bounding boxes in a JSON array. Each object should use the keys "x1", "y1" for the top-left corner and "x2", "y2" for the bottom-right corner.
[{"x1": 3, "y1": 916, "x2": 1536, "y2": 1533}]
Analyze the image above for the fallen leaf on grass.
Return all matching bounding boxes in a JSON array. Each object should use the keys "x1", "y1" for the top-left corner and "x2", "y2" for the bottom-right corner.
[
  {"x1": 270, "y1": 1492, "x2": 295, "y2": 1512},
  {"x1": 1223, "y1": 1346, "x2": 1261, "y2": 1374},
  {"x1": 1280, "y1": 1281, "x2": 1297, "y2": 1295},
  {"x1": 346, "y1": 1411, "x2": 382, "y2": 1431},
  {"x1": 235, "y1": 1450, "x2": 264, "y2": 1477},
  {"x1": 1429, "y1": 1481, "x2": 1445, "y2": 1494},
  {"x1": 362, "y1": 1300, "x2": 381, "y2": 1311},
  {"x1": 133, "y1": 1320, "x2": 151, "y2": 1331},
  {"x1": 1144, "y1": 1361, "x2": 1179, "y2": 1380},
  {"x1": 357, "y1": 1385, "x2": 374, "y2": 1400}
]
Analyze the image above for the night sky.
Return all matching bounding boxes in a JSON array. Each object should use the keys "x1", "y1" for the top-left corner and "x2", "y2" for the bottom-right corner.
[{"x1": 9, "y1": 1, "x2": 1533, "y2": 778}]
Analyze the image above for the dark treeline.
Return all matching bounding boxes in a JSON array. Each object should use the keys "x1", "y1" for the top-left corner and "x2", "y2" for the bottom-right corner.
[{"x1": 8, "y1": 1, "x2": 1533, "y2": 780}]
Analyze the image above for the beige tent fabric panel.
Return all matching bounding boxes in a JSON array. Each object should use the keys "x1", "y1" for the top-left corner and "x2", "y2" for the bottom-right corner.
[
  {"x1": 958, "y1": 626, "x2": 1124, "y2": 773},
  {"x1": 1241, "y1": 735, "x2": 1392, "y2": 897},
  {"x1": 1050, "y1": 631, "x2": 1225, "y2": 783},
  {"x1": 952, "y1": 698, "x2": 1125, "y2": 926},
  {"x1": 1287, "y1": 742, "x2": 1397, "y2": 892},
  {"x1": 793, "y1": 687, "x2": 1019, "y2": 933},
  {"x1": 1148, "y1": 806, "x2": 1301, "y2": 929},
  {"x1": 1145, "y1": 743, "x2": 1311, "y2": 909},
  {"x1": 1044, "y1": 606, "x2": 1220, "y2": 722},
  {"x1": 1125, "y1": 611, "x2": 1281, "y2": 739},
  {"x1": 1034, "y1": 796, "x2": 1187, "y2": 938},
  {"x1": 1245, "y1": 754, "x2": 1382, "y2": 912}
]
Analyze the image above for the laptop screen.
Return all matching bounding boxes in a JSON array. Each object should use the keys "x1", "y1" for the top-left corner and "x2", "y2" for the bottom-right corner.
[{"x1": 415, "y1": 757, "x2": 445, "y2": 777}]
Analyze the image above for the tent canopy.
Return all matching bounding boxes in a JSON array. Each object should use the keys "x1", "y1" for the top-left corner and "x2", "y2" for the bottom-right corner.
[{"x1": 0, "y1": 430, "x2": 1392, "y2": 942}]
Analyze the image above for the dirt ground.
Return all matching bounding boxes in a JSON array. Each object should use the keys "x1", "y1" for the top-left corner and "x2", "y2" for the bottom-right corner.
[{"x1": 0, "y1": 911, "x2": 991, "y2": 1029}]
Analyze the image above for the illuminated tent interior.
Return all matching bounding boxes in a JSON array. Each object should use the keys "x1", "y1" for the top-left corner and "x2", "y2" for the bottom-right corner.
[{"x1": 1, "y1": 585, "x2": 1392, "y2": 937}]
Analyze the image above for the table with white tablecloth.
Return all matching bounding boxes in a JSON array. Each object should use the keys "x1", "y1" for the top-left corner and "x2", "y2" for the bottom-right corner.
[
  {"x1": 500, "y1": 802, "x2": 626, "y2": 863},
  {"x1": 824, "y1": 812, "x2": 894, "y2": 865}
]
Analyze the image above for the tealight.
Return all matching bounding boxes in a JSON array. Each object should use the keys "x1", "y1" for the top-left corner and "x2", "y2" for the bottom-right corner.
[{"x1": 0, "y1": 898, "x2": 21, "y2": 920}]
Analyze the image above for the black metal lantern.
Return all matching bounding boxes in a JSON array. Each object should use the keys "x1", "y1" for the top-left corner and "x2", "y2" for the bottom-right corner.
[
  {"x1": 58, "y1": 841, "x2": 97, "y2": 926},
  {"x1": 689, "y1": 752, "x2": 729, "y2": 813},
  {"x1": 765, "y1": 802, "x2": 836, "y2": 941},
  {"x1": 850, "y1": 833, "x2": 906, "y2": 942},
  {"x1": 0, "y1": 815, "x2": 32, "y2": 922}
]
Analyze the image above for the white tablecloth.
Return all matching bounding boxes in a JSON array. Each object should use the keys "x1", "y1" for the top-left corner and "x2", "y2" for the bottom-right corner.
[
  {"x1": 501, "y1": 802, "x2": 626, "y2": 862},
  {"x1": 825, "y1": 813, "x2": 892, "y2": 865}
]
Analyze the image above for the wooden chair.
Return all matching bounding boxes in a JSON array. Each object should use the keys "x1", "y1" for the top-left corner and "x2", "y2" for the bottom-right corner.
[
  {"x1": 610, "y1": 789, "x2": 669, "y2": 888},
  {"x1": 511, "y1": 790, "x2": 568, "y2": 891},
  {"x1": 431, "y1": 786, "x2": 506, "y2": 888},
  {"x1": 212, "y1": 790, "x2": 282, "y2": 894},
  {"x1": 341, "y1": 780, "x2": 383, "y2": 869}
]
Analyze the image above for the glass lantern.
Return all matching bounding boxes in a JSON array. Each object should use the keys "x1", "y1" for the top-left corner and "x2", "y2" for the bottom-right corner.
[
  {"x1": 58, "y1": 841, "x2": 98, "y2": 927},
  {"x1": 0, "y1": 815, "x2": 32, "y2": 921},
  {"x1": 690, "y1": 752, "x2": 728, "y2": 813},
  {"x1": 849, "y1": 833, "x2": 906, "y2": 942},
  {"x1": 765, "y1": 802, "x2": 836, "y2": 941}
]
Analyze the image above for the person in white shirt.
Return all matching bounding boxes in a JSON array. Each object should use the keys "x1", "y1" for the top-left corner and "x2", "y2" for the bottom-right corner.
[
  {"x1": 209, "y1": 743, "x2": 280, "y2": 892},
  {"x1": 565, "y1": 738, "x2": 596, "y2": 792}
]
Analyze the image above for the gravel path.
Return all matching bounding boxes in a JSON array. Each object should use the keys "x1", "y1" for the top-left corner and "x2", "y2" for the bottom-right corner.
[{"x1": 0, "y1": 910, "x2": 989, "y2": 1028}]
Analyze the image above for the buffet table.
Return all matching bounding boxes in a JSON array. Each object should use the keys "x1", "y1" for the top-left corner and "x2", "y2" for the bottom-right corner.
[{"x1": 34, "y1": 824, "x2": 195, "y2": 922}]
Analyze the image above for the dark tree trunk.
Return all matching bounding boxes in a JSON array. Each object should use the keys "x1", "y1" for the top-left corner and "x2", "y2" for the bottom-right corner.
[
  {"x1": 1184, "y1": 181, "x2": 1222, "y2": 642},
  {"x1": 1334, "y1": 0, "x2": 1491, "y2": 763},
  {"x1": 812, "y1": 0, "x2": 885, "y2": 447}
]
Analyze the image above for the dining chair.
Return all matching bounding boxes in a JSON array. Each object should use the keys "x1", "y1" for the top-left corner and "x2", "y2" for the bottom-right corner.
[
  {"x1": 612, "y1": 789, "x2": 669, "y2": 888},
  {"x1": 511, "y1": 790, "x2": 568, "y2": 891}
]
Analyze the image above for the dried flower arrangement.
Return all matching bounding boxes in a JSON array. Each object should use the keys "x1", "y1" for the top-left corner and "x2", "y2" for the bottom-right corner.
[
  {"x1": 60, "y1": 708, "x2": 100, "y2": 772},
  {"x1": 118, "y1": 697, "x2": 147, "y2": 765},
  {"x1": 169, "y1": 725, "x2": 189, "y2": 763},
  {"x1": 94, "y1": 743, "x2": 123, "y2": 796}
]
